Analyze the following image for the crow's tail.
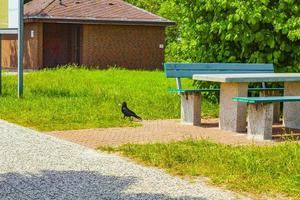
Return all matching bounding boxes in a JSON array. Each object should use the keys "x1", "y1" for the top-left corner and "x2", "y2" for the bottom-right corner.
[{"x1": 134, "y1": 115, "x2": 142, "y2": 120}]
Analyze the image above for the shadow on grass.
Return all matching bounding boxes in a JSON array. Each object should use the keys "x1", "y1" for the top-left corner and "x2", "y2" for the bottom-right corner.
[{"x1": 0, "y1": 170, "x2": 206, "y2": 200}]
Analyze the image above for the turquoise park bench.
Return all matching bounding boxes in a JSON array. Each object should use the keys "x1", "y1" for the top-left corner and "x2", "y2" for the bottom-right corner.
[
  {"x1": 233, "y1": 96, "x2": 300, "y2": 140},
  {"x1": 164, "y1": 63, "x2": 284, "y2": 125}
]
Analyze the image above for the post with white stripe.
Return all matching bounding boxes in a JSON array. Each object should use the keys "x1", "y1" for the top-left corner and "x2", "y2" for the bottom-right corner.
[
  {"x1": 18, "y1": 0, "x2": 24, "y2": 98},
  {"x1": 0, "y1": 34, "x2": 2, "y2": 96}
]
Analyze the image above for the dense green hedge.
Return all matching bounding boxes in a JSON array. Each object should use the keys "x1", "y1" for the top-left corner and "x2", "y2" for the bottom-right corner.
[{"x1": 128, "y1": 0, "x2": 300, "y2": 72}]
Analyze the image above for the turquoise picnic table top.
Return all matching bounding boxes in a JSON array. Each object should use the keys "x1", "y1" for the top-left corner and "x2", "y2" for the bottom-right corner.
[
  {"x1": 233, "y1": 96, "x2": 300, "y2": 103},
  {"x1": 193, "y1": 73, "x2": 300, "y2": 83}
]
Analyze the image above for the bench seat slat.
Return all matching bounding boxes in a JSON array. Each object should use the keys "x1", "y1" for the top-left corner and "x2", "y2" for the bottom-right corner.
[{"x1": 233, "y1": 96, "x2": 300, "y2": 103}]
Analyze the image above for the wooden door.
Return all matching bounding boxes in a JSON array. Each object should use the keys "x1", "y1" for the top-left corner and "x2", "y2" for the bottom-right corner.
[{"x1": 43, "y1": 23, "x2": 73, "y2": 67}]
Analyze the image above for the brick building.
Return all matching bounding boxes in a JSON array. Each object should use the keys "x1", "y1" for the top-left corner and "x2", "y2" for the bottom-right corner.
[{"x1": 0, "y1": 0, "x2": 175, "y2": 70}]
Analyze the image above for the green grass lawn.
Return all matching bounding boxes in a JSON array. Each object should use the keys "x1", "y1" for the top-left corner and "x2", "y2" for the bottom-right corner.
[
  {"x1": 0, "y1": 67, "x2": 218, "y2": 131},
  {"x1": 100, "y1": 140, "x2": 300, "y2": 199}
]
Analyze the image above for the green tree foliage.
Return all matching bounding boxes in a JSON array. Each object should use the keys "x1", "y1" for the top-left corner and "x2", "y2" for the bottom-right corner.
[{"x1": 128, "y1": 0, "x2": 300, "y2": 72}]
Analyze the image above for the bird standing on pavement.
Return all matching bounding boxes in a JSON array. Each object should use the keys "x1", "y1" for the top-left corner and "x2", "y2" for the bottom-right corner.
[{"x1": 121, "y1": 102, "x2": 142, "y2": 120}]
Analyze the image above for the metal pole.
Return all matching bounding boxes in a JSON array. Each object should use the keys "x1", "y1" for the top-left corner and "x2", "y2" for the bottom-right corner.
[
  {"x1": 0, "y1": 34, "x2": 2, "y2": 96},
  {"x1": 18, "y1": 0, "x2": 24, "y2": 98}
]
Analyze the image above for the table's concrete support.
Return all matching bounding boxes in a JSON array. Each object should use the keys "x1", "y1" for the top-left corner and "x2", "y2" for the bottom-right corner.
[
  {"x1": 284, "y1": 82, "x2": 300, "y2": 129},
  {"x1": 219, "y1": 83, "x2": 248, "y2": 132},
  {"x1": 181, "y1": 93, "x2": 201, "y2": 126},
  {"x1": 248, "y1": 103, "x2": 274, "y2": 140},
  {"x1": 260, "y1": 91, "x2": 281, "y2": 123}
]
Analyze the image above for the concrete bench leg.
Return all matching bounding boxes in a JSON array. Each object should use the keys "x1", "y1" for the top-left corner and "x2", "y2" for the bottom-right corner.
[
  {"x1": 219, "y1": 83, "x2": 248, "y2": 132},
  {"x1": 248, "y1": 103, "x2": 274, "y2": 140},
  {"x1": 260, "y1": 91, "x2": 281, "y2": 123},
  {"x1": 284, "y1": 82, "x2": 300, "y2": 129},
  {"x1": 180, "y1": 93, "x2": 201, "y2": 126}
]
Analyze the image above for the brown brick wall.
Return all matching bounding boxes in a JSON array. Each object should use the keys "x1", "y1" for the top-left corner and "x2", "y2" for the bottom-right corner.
[
  {"x1": 1, "y1": 23, "x2": 166, "y2": 70},
  {"x1": 0, "y1": 22, "x2": 43, "y2": 69},
  {"x1": 81, "y1": 24, "x2": 166, "y2": 70}
]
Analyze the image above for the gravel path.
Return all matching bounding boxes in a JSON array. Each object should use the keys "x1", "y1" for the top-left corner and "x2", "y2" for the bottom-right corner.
[{"x1": 0, "y1": 120, "x2": 245, "y2": 200}]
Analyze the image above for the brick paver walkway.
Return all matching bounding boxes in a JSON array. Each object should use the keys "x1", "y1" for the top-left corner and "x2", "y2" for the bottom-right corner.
[{"x1": 47, "y1": 119, "x2": 274, "y2": 148}]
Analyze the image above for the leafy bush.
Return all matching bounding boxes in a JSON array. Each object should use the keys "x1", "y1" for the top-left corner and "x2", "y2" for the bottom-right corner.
[{"x1": 128, "y1": 0, "x2": 300, "y2": 72}]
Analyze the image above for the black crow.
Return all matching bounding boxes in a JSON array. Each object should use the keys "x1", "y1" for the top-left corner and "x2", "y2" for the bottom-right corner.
[{"x1": 121, "y1": 102, "x2": 142, "y2": 120}]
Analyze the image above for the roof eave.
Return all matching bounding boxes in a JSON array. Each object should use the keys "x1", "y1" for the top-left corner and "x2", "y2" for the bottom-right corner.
[{"x1": 24, "y1": 16, "x2": 176, "y2": 26}]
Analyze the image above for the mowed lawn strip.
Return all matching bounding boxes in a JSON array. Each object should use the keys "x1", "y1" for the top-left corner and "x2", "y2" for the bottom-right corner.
[
  {"x1": 0, "y1": 67, "x2": 218, "y2": 131},
  {"x1": 99, "y1": 140, "x2": 300, "y2": 199}
]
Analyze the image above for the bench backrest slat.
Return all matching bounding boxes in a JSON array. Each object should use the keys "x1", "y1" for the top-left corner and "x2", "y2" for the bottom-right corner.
[{"x1": 165, "y1": 63, "x2": 274, "y2": 78}]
